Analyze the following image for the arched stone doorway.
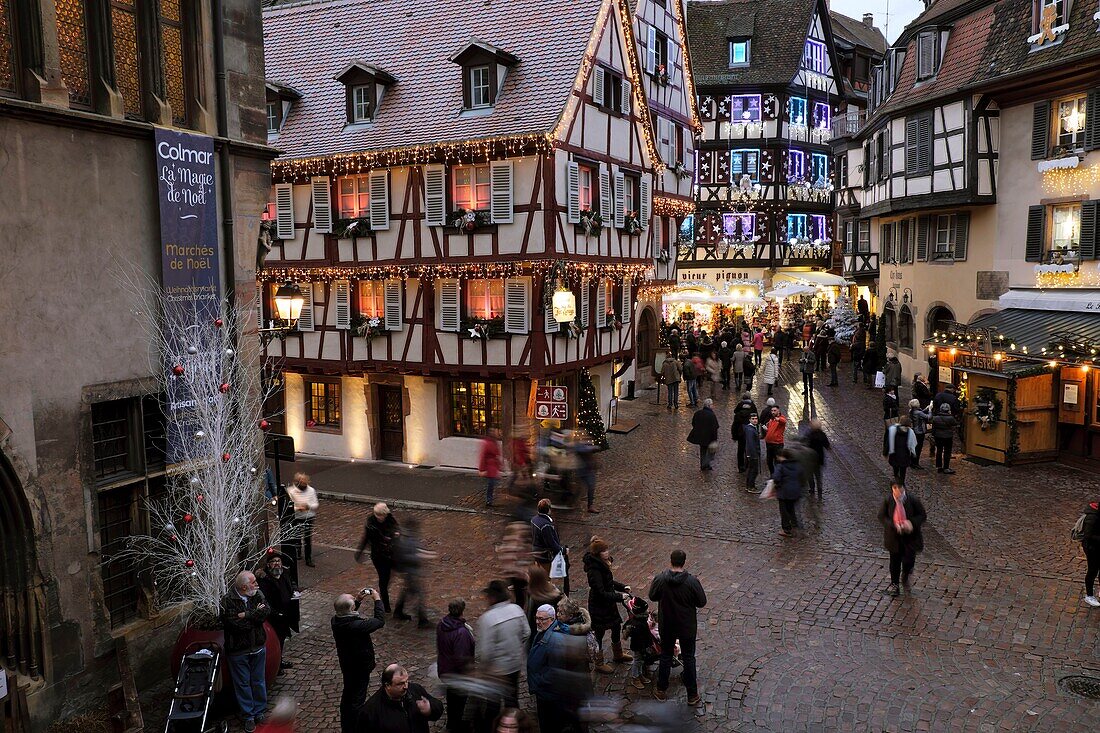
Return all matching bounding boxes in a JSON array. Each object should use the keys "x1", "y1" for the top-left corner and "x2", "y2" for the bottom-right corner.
[
  {"x1": 637, "y1": 306, "x2": 658, "y2": 371},
  {"x1": 927, "y1": 304, "x2": 956, "y2": 337},
  {"x1": 0, "y1": 450, "x2": 45, "y2": 678}
]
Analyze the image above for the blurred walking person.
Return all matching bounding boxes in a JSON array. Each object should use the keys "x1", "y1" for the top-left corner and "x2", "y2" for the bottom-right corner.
[
  {"x1": 879, "y1": 482, "x2": 927, "y2": 597},
  {"x1": 436, "y1": 598, "x2": 475, "y2": 732},
  {"x1": 356, "y1": 503, "x2": 399, "y2": 613},
  {"x1": 393, "y1": 517, "x2": 434, "y2": 627}
]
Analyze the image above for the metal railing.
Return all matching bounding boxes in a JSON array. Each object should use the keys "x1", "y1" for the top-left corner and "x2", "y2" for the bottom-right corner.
[{"x1": 831, "y1": 111, "x2": 866, "y2": 139}]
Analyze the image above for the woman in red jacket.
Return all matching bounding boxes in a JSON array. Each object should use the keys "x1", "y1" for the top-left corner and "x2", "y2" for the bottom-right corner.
[{"x1": 479, "y1": 429, "x2": 502, "y2": 507}]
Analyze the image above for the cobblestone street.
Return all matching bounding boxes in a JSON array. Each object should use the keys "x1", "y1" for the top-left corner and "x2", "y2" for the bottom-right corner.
[{"x1": 263, "y1": 360, "x2": 1100, "y2": 732}]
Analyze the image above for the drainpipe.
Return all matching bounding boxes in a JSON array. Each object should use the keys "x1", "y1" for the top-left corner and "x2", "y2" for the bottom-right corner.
[{"x1": 212, "y1": 0, "x2": 237, "y2": 306}]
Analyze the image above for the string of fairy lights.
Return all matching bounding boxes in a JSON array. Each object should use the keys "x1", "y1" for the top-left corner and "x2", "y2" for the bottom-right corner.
[
  {"x1": 653, "y1": 195, "x2": 695, "y2": 218},
  {"x1": 258, "y1": 259, "x2": 651, "y2": 284}
]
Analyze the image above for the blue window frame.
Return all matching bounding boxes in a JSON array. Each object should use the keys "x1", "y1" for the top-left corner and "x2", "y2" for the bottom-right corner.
[
  {"x1": 787, "y1": 214, "x2": 808, "y2": 239},
  {"x1": 811, "y1": 214, "x2": 828, "y2": 239},
  {"x1": 730, "y1": 149, "x2": 759, "y2": 180},
  {"x1": 811, "y1": 153, "x2": 829, "y2": 185},
  {"x1": 803, "y1": 39, "x2": 826, "y2": 73},
  {"x1": 787, "y1": 149, "x2": 805, "y2": 181},
  {"x1": 813, "y1": 102, "x2": 831, "y2": 129},
  {"x1": 730, "y1": 94, "x2": 761, "y2": 122},
  {"x1": 722, "y1": 213, "x2": 756, "y2": 237},
  {"x1": 729, "y1": 39, "x2": 750, "y2": 66},
  {"x1": 789, "y1": 96, "x2": 807, "y2": 125}
]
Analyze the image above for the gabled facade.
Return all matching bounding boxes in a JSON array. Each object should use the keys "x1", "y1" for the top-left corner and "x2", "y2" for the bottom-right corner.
[
  {"x1": 683, "y1": 0, "x2": 851, "y2": 304},
  {"x1": 261, "y1": 0, "x2": 661, "y2": 468}
]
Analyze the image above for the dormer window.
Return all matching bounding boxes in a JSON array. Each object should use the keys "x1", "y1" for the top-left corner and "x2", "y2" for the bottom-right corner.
[
  {"x1": 729, "y1": 38, "x2": 750, "y2": 67},
  {"x1": 449, "y1": 40, "x2": 519, "y2": 112},
  {"x1": 1030, "y1": 0, "x2": 1069, "y2": 46},
  {"x1": 916, "y1": 31, "x2": 940, "y2": 80},
  {"x1": 265, "y1": 80, "x2": 301, "y2": 136},
  {"x1": 335, "y1": 62, "x2": 396, "y2": 125},
  {"x1": 266, "y1": 102, "x2": 280, "y2": 133}
]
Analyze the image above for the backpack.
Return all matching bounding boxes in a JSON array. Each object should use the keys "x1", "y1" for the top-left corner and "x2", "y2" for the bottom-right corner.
[{"x1": 1072, "y1": 512, "x2": 1096, "y2": 541}]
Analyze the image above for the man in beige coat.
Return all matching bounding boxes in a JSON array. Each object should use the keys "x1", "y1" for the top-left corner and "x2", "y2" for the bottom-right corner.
[{"x1": 660, "y1": 349, "x2": 682, "y2": 409}]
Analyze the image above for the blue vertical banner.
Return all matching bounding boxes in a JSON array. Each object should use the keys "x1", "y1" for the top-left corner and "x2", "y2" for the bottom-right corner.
[{"x1": 155, "y1": 128, "x2": 222, "y2": 463}]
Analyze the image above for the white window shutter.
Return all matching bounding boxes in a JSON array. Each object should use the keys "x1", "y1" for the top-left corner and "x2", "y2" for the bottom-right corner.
[
  {"x1": 275, "y1": 183, "x2": 294, "y2": 239},
  {"x1": 580, "y1": 283, "x2": 590, "y2": 326},
  {"x1": 599, "y1": 167, "x2": 611, "y2": 220},
  {"x1": 593, "y1": 67, "x2": 605, "y2": 106},
  {"x1": 311, "y1": 176, "x2": 332, "y2": 233},
  {"x1": 297, "y1": 282, "x2": 314, "y2": 332},
  {"x1": 621, "y1": 79, "x2": 632, "y2": 116},
  {"x1": 544, "y1": 294, "x2": 559, "y2": 334},
  {"x1": 613, "y1": 172, "x2": 626, "y2": 228},
  {"x1": 437, "y1": 278, "x2": 460, "y2": 332},
  {"x1": 489, "y1": 160, "x2": 513, "y2": 224},
  {"x1": 369, "y1": 170, "x2": 390, "y2": 230},
  {"x1": 504, "y1": 278, "x2": 529, "y2": 334},
  {"x1": 596, "y1": 282, "x2": 607, "y2": 328},
  {"x1": 566, "y1": 161, "x2": 581, "y2": 223},
  {"x1": 621, "y1": 282, "x2": 632, "y2": 323},
  {"x1": 639, "y1": 177, "x2": 651, "y2": 229},
  {"x1": 256, "y1": 282, "x2": 264, "y2": 330},
  {"x1": 423, "y1": 165, "x2": 447, "y2": 226},
  {"x1": 384, "y1": 279, "x2": 403, "y2": 331},
  {"x1": 646, "y1": 27, "x2": 657, "y2": 74},
  {"x1": 334, "y1": 280, "x2": 351, "y2": 329}
]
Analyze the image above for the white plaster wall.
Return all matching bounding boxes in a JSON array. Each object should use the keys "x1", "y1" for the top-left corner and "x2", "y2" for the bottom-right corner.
[{"x1": 284, "y1": 374, "x2": 371, "y2": 460}]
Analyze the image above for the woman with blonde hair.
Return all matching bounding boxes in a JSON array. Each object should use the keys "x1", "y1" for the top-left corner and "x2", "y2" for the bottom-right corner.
[{"x1": 286, "y1": 472, "x2": 318, "y2": 567}]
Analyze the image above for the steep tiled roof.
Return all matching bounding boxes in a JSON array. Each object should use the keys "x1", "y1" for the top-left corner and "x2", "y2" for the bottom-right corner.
[
  {"x1": 829, "y1": 11, "x2": 886, "y2": 54},
  {"x1": 871, "y1": 3, "x2": 996, "y2": 120},
  {"x1": 687, "y1": 0, "x2": 817, "y2": 86},
  {"x1": 262, "y1": 0, "x2": 604, "y2": 161},
  {"x1": 971, "y1": 0, "x2": 1100, "y2": 86},
  {"x1": 897, "y1": 0, "x2": 986, "y2": 41}
]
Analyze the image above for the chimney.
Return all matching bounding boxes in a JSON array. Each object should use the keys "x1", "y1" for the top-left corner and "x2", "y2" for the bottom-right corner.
[{"x1": 862, "y1": 12, "x2": 874, "y2": 25}]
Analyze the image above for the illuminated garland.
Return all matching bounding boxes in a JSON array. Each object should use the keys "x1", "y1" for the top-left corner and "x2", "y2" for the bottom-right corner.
[
  {"x1": 1040, "y1": 163, "x2": 1100, "y2": 196},
  {"x1": 666, "y1": 0, "x2": 702, "y2": 132},
  {"x1": 258, "y1": 260, "x2": 651, "y2": 284},
  {"x1": 653, "y1": 196, "x2": 695, "y2": 218},
  {"x1": 636, "y1": 282, "x2": 680, "y2": 298},
  {"x1": 614, "y1": 0, "x2": 664, "y2": 173},
  {"x1": 272, "y1": 133, "x2": 556, "y2": 183}
]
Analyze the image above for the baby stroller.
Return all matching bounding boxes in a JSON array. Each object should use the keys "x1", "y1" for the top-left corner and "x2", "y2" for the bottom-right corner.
[{"x1": 165, "y1": 642, "x2": 228, "y2": 733}]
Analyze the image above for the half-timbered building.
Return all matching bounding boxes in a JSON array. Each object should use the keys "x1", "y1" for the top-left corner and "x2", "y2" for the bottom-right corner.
[
  {"x1": 681, "y1": 0, "x2": 853, "y2": 308},
  {"x1": 261, "y1": 0, "x2": 661, "y2": 468},
  {"x1": 630, "y1": 0, "x2": 700, "y2": 386}
]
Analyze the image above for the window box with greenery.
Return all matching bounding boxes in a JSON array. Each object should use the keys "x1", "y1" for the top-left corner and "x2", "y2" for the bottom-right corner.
[
  {"x1": 622, "y1": 211, "x2": 643, "y2": 235},
  {"x1": 334, "y1": 216, "x2": 373, "y2": 239},
  {"x1": 448, "y1": 208, "x2": 493, "y2": 233},
  {"x1": 461, "y1": 315, "x2": 506, "y2": 339},
  {"x1": 351, "y1": 313, "x2": 385, "y2": 339},
  {"x1": 653, "y1": 63, "x2": 670, "y2": 86},
  {"x1": 577, "y1": 208, "x2": 604, "y2": 238},
  {"x1": 602, "y1": 308, "x2": 623, "y2": 331}
]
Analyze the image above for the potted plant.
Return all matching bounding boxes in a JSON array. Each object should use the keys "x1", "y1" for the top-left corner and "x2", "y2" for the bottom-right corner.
[{"x1": 654, "y1": 63, "x2": 670, "y2": 86}]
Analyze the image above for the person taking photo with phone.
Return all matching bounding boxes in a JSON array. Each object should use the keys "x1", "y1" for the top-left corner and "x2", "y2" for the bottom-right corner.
[{"x1": 331, "y1": 587, "x2": 385, "y2": 733}]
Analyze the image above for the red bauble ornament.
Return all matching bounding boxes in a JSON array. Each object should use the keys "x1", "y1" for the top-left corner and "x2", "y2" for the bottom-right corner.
[
  {"x1": 222, "y1": 452, "x2": 231, "y2": 462},
  {"x1": 464, "y1": 221, "x2": 476, "y2": 232},
  {"x1": 306, "y1": 419, "x2": 317, "y2": 428},
  {"x1": 170, "y1": 534, "x2": 178, "y2": 542},
  {"x1": 184, "y1": 513, "x2": 194, "y2": 523},
  {"x1": 196, "y1": 494, "x2": 205, "y2": 503},
  {"x1": 266, "y1": 546, "x2": 276, "y2": 555},
  {"x1": 214, "y1": 318, "x2": 224, "y2": 328},
  {"x1": 185, "y1": 559, "x2": 195, "y2": 568},
  {"x1": 259, "y1": 419, "x2": 270, "y2": 430},
  {"x1": 172, "y1": 365, "x2": 185, "y2": 376},
  {"x1": 219, "y1": 383, "x2": 230, "y2": 393}
]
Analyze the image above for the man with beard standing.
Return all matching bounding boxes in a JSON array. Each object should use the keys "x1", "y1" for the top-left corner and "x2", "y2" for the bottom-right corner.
[
  {"x1": 257, "y1": 553, "x2": 299, "y2": 673},
  {"x1": 331, "y1": 588, "x2": 385, "y2": 733},
  {"x1": 221, "y1": 572, "x2": 270, "y2": 732}
]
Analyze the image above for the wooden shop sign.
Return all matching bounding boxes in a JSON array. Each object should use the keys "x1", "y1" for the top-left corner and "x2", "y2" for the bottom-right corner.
[{"x1": 953, "y1": 353, "x2": 1002, "y2": 372}]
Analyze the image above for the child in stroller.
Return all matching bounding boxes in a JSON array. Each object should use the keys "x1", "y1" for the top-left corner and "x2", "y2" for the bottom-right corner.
[{"x1": 622, "y1": 596, "x2": 681, "y2": 690}]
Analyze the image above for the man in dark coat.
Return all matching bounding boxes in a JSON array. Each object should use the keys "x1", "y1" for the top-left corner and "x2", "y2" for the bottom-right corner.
[
  {"x1": 850, "y1": 327, "x2": 866, "y2": 383},
  {"x1": 857, "y1": 295, "x2": 870, "y2": 324},
  {"x1": 221, "y1": 572, "x2": 270, "y2": 732},
  {"x1": 256, "y1": 553, "x2": 299, "y2": 672},
  {"x1": 826, "y1": 338, "x2": 842, "y2": 386},
  {"x1": 878, "y1": 483, "x2": 927, "y2": 596},
  {"x1": 648, "y1": 550, "x2": 707, "y2": 705},
  {"x1": 773, "y1": 327, "x2": 787, "y2": 364},
  {"x1": 743, "y1": 413, "x2": 763, "y2": 492},
  {"x1": 813, "y1": 333, "x2": 830, "y2": 374},
  {"x1": 931, "y1": 403, "x2": 959, "y2": 473},
  {"x1": 933, "y1": 383, "x2": 963, "y2": 419},
  {"x1": 357, "y1": 663, "x2": 444, "y2": 733},
  {"x1": 717, "y1": 341, "x2": 734, "y2": 389},
  {"x1": 332, "y1": 588, "x2": 386, "y2": 733},
  {"x1": 687, "y1": 398, "x2": 720, "y2": 471},
  {"x1": 356, "y1": 502, "x2": 399, "y2": 613},
  {"x1": 771, "y1": 449, "x2": 804, "y2": 537},
  {"x1": 731, "y1": 393, "x2": 758, "y2": 472}
]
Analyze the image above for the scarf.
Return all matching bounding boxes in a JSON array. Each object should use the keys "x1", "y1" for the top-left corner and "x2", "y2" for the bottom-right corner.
[{"x1": 893, "y1": 495, "x2": 908, "y2": 531}]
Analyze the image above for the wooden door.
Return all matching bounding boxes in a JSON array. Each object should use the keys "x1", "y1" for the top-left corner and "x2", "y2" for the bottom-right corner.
[{"x1": 378, "y1": 386, "x2": 404, "y2": 461}]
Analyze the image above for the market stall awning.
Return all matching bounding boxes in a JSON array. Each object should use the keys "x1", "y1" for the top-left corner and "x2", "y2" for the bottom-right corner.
[
  {"x1": 765, "y1": 283, "x2": 816, "y2": 299},
  {"x1": 773, "y1": 271, "x2": 851, "y2": 288},
  {"x1": 969, "y1": 308, "x2": 1100, "y2": 354},
  {"x1": 997, "y1": 288, "x2": 1100, "y2": 313}
]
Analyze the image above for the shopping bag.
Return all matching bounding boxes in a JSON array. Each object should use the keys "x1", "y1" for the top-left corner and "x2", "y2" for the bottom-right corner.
[
  {"x1": 760, "y1": 479, "x2": 776, "y2": 500},
  {"x1": 874, "y1": 371, "x2": 886, "y2": 389},
  {"x1": 707, "y1": 441, "x2": 719, "y2": 456},
  {"x1": 549, "y1": 551, "x2": 568, "y2": 578}
]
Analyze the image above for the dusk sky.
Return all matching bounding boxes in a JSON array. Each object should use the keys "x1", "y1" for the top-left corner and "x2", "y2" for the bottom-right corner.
[{"x1": 830, "y1": 0, "x2": 926, "y2": 41}]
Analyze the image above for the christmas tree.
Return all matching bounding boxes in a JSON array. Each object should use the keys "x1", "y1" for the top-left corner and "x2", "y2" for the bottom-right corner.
[
  {"x1": 826, "y1": 294, "x2": 859, "y2": 345},
  {"x1": 576, "y1": 367, "x2": 608, "y2": 449}
]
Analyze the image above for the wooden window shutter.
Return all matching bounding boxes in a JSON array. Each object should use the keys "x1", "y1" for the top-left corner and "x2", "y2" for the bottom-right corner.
[
  {"x1": 1079, "y1": 200, "x2": 1099, "y2": 259},
  {"x1": 334, "y1": 280, "x2": 351, "y2": 329},
  {"x1": 384, "y1": 279, "x2": 404, "y2": 330},
  {"x1": 599, "y1": 166, "x2": 612, "y2": 219},
  {"x1": 915, "y1": 215, "x2": 930, "y2": 261},
  {"x1": 1087, "y1": 91, "x2": 1100, "y2": 151},
  {"x1": 489, "y1": 160, "x2": 513, "y2": 224},
  {"x1": 544, "y1": 296, "x2": 559, "y2": 333},
  {"x1": 646, "y1": 27, "x2": 657, "y2": 74},
  {"x1": 275, "y1": 183, "x2": 294, "y2": 239},
  {"x1": 566, "y1": 161, "x2": 581, "y2": 223},
  {"x1": 621, "y1": 78, "x2": 632, "y2": 116},
  {"x1": 596, "y1": 281, "x2": 608, "y2": 327},
  {"x1": 621, "y1": 282, "x2": 632, "y2": 323},
  {"x1": 504, "y1": 278, "x2": 529, "y2": 334},
  {"x1": 1031, "y1": 102, "x2": 1050, "y2": 160},
  {"x1": 580, "y1": 282, "x2": 590, "y2": 326},
  {"x1": 297, "y1": 282, "x2": 314, "y2": 332},
  {"x1": 256, "y1": 282, "x2": 264, "y2": 330},
  {"x1": 613, "y1": 172, "x2": 626, "y2": 228},
  {"x1": 437, "y1": 279, "x2": 460, "y2": 332},
  {"x1": 369, "y1": 170, "x2": 390, "y2": 230},
  {"x1": 918, "y1": 114, "x2": 932, "y2": 173},
  {"x1": 953, "y1": 213, "x2": 970, "y2": 261},
  {"x1": 905, "y1": 117, "x2": 919, "y2": 173},
  {"x1": 1024, "y1": 205, "x2": 1045, "y2": 262},
  {"x1": 593, "y1": 66, "x2": 605, "y2": 106},
  {"x1": 423, "y1": 165, "x2": 447, "y2": 226},
  {"x1": 639, "y1": 176, "x2": 651, "y2": 229},
  {"x1": 311, "y1": 176, "x2": 332, "y2": 233}
]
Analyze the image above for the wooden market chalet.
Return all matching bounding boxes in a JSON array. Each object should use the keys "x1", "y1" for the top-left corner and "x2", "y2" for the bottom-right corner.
[{"x1": 259, "y1": 0, "x2": 698, "y2": 467}]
